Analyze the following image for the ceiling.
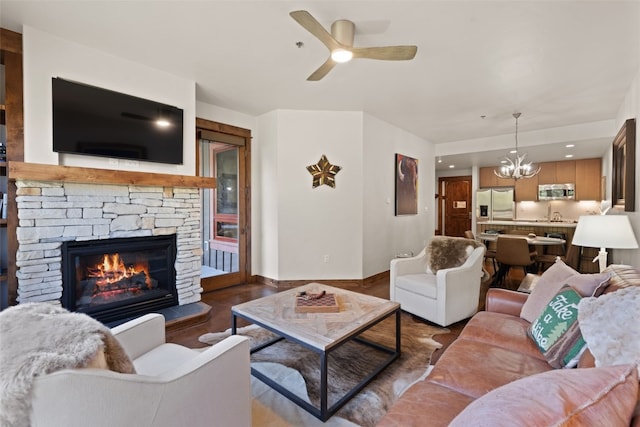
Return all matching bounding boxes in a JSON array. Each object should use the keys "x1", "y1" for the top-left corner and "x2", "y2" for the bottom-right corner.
[{"x1": 1, "y1": 1, "x2": 638, "y2": 171}]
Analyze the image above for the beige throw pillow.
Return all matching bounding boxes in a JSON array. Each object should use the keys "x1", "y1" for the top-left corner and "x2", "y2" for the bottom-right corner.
[
  {"x1": 520, "y1": 259, "x2": 610, "y2": 323},
  {"x1": 520, "y1": 260, "x2": 578, "y2": 322}
]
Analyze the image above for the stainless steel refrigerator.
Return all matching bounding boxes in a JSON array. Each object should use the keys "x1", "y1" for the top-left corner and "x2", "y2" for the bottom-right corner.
[{"x1": 476, "y1": 188, "x2": 515, "y2": 221}]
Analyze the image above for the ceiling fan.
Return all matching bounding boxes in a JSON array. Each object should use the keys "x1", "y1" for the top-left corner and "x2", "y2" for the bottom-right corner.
[{"x1": 290, "y1": 10, "x2": 418, "y2": 81}]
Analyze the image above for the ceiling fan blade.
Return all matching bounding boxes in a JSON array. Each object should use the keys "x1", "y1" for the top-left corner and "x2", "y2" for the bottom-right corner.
[
  {"x1": 351, "y1": 45, "x2": 417, "y2": 61},
  {"x1": 307, "y1": 58, "x2": 337, "y2": 81},
  {"x1": 290, "y1": 10, "x2": 341, "y2": 51}
]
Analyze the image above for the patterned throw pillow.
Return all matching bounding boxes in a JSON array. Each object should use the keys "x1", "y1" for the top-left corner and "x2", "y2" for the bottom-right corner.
[
  {"x1": 602, "y1": 264, "x2": 640, "y2": 294},
  {"x1": 528, "y1": 286, "x2": 587, "y2": 368}
]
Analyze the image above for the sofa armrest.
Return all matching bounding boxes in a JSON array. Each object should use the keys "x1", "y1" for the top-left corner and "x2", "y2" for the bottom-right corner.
[
  {"x1": 485, "y1": 288, "x2": 529, "y2": 317},
  {"x1": 31, "y1": 336, "x2": 251, "y2": 427},
  {"x1": 390, "y1": 248, "x2": 428, "y2": 301},
  {"x1": 390, "y1": 248, "x2": 428, "y2": 276},
  {"x1": 111, "y1": 313, "x2": 166, "y2": 360}
]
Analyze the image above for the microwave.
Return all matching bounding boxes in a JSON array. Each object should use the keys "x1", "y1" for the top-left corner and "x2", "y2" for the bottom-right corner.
[{"x1": 538, "y1": 184, "x2": 575, "y2": 200}]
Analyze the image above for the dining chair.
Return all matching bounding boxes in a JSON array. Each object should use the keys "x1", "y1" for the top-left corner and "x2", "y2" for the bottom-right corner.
[
  {"x1": 536, "y1": 242, "x2": 577, "y2": 272},
  {"x1": 493, "y1": 236, "x2": 538, "y2": 287},
  {"x1": 465, "y1": 230, "x2": 498, "y2": 274}
]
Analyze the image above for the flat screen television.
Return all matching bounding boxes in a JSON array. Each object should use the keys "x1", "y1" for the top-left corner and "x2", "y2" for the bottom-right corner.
[{"x1": 52, "y1": 77, "x2": 184, "y2": 165}]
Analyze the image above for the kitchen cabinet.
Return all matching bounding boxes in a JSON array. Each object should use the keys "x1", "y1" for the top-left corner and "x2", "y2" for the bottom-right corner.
[
  {"x1": 537, "y1": 162, "x2": 556, "y2": 184},
  {"x1": 514, "y1": 174, "x2": 538, "y2": 201},
  {"x1": 479, "y1": 167, "x2": 515, "y2": 188},
  {"x1": 555, "y1": 160, "x2": 576, "y2": 183},
  {"x1": 575, "y1": 158, "x2": 601, "y2": 201},
  {"x1": 537, "y1": 160, "x2": 575, "y2": 184}
]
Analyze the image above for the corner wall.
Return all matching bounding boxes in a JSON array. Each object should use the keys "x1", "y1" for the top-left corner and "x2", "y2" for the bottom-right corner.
[
  {"x1": 245, "y1": 110, "x2": 433, "y2": 282},
  {"x1": 363, "y1": 114, "x2": 435, "y2": 278}
]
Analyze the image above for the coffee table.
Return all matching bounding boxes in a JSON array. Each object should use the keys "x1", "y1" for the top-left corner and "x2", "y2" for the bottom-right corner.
[{"x1": 231, "y1": 283, "x2": 401, "y2": 421}]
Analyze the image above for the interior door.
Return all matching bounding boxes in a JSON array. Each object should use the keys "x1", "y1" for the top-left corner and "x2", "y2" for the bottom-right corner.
[
  {"x1": 438, "y1": 176, "x2": 472, "y2": 237},
  {"x1": 197, "y1": 121, "x2": 251, "y2": 292}
]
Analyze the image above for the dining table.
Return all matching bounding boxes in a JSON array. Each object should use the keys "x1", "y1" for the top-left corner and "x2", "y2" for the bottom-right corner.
[
  {"x1": 477, "y1": 232, "x2": 566, "y2": 246},
  {"x1": 478, "y1": 233, "x2": 567, "y2": 287}
]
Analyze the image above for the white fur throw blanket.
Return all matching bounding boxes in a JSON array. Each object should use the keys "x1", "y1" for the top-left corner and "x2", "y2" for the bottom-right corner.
[
  {"x1": 0, "y1": 303, "x2": 135, "y2": 427},
  {"x1": 578, "y1": 286, "x2": 640, "y2": 376}
]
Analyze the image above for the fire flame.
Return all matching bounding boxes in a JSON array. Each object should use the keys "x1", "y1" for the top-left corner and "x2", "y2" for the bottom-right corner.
[{"x1": 88, "y1": 253, "x2": 152, "y2": 289}]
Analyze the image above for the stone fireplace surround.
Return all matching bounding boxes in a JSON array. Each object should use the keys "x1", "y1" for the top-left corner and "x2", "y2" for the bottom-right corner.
[{"x1": 11, "y1": 162, "x2": 213, "y2": 308}]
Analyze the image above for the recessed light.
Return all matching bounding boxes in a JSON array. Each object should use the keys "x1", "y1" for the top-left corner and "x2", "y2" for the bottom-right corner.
[
  {"x1": 565, "y1": 154, "x2": 573, "y2": 158},
  {"x1": 437, "y1": 157, "x2": 442, "y2": 163},
  {"x1": 500, "y1": 160, "x2": 508, "y2": 164},
  {"x1": 448, "y1": 165, "x2": 455, "y2": 169},
  {"x1": 509, "y1": 150, "x2": 517, "y2": 154},
  {"x1": 565, "y1": 144, "x2": 575, "y2": 148}
]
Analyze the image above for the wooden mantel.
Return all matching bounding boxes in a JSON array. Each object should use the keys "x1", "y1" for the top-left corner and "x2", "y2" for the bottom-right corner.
[{"x1": 8, "y1": 161, "x2": 216, "y2": 188}]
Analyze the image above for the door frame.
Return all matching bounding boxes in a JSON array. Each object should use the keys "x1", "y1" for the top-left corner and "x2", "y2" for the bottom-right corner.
[
  {"x1": 196, "y1": 118, "x2": 251, "y2": 292},
  {"x1": 437, "y1": 175, "x2": 472, "y2": 237}
]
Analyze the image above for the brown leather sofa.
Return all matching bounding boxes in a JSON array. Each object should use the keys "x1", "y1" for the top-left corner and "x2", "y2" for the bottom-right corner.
[{"x1": 377, "y1": 288, "x2": 640, "y2": 426}]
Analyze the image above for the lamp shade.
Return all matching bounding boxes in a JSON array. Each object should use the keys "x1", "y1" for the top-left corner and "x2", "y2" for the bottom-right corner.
[{"x1": 572, "y1": 215, "x2": 639, "y2": 249}]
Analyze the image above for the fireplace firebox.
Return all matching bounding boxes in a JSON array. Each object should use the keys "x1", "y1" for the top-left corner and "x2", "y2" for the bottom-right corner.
[{"x1": 61, "y1": 235, "x2": 178, "y2": 323}]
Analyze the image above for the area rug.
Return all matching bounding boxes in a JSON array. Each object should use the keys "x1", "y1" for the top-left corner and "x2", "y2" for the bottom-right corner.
[{"x1": 199, "y1": 312, "x2": 448, "y2": 427}]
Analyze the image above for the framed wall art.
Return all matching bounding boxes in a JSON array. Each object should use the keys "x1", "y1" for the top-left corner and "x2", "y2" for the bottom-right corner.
[
  {"x1": 612, "y1": 118, "x2": 636, "y2": 212},
  {"x1": 395, "y1": 153, "x2": 418, "y2": 215}
]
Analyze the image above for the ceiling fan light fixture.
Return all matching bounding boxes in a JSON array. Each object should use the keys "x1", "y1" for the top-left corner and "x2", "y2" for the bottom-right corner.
[{"x1": 331, "y1": 49, "x2": 353, "y2": 63}]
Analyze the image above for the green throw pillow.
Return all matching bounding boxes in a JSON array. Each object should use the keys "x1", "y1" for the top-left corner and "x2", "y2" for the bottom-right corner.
[{"x1": 528, "y1": 286, "x2": 586, "y2": 369}]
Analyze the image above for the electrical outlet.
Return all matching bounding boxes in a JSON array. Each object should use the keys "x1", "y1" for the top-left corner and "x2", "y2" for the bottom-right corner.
[{"x1": 323, "y1": 254, "x2": 330, "y2": 263}]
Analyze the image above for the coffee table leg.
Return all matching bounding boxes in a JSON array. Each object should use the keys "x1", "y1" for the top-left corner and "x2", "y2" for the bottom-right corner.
[
  {"x1": 320, "y1": 351, "x2": 328, "y2": 420},
  {"x1": 231, "y1": 312, "x2": 237, "y2": 335},
  {"x1": 396, "y1": 309, "x2": 401, "y2": 355}
]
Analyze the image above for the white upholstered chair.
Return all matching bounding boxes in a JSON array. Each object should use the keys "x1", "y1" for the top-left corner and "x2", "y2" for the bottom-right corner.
[
  {"x1": 390, "y1": 241, "x2": 486, "y2": 327},
  {"x1": 30, "y1": 313, "x2": 251, "y2": 427}
]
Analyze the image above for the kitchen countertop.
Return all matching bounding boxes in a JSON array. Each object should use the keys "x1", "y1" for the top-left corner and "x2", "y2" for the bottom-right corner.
[{"x1": 478, "y1": 220, "x2": 577, "y2": 228}]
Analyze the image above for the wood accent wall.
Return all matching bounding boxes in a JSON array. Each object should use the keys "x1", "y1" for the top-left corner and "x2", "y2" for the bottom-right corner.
[
  {"x1": 9, "y1": 162, "x2": 216, "y2": 188},
  {"x1": 1, "y1": 28, "x2": 23, "y2": 305}
]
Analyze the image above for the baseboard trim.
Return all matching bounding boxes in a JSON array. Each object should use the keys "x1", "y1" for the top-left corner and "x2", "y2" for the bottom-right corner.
[{"x1": 251, "y1": 270, "x2": 389, "y2": 289}]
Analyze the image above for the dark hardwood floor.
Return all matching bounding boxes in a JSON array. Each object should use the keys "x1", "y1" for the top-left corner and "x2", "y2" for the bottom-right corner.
[{"x1": 166, "y1": 260, "x2": 527, "y2": 362}]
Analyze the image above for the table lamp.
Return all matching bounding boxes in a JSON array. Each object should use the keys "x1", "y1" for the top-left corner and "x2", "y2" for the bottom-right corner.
[{"x1": 571, "y1": 215, "x2": 639, "y2": 272}]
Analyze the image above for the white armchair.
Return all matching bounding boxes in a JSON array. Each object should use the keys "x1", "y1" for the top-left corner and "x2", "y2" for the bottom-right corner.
[
  {"x1": 390, "y1": 243, "x2": 486, "y2": 327},
  {"x1": 30, "y1": 313, "x2": 251, "y2": 427}
]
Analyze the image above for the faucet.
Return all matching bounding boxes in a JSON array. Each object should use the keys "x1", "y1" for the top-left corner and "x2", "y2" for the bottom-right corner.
[
  {"x1": 552, "y1": 211, "x2": 563, "y2": 222},
  {"x1": 546, "y1": 203, "x2": 552, "y2": 221}
]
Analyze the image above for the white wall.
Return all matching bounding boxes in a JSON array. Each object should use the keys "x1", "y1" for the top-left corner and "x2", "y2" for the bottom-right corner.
[
  {"x1": 273, "y1": 110, "x2": 364, "y2": 280},
  {"x1": 613, "y1": 66, "x2": 640, "y2": 266},
  {"x1": 196, "y1": 101, "x2": 255, "y2": 132},
  {"x1": 363, "y1": 114, "x2": 434, "y2": 278},
  {"x1": 22, "y1": 26, "x2": 196, "y2": 175},
  {"x1": 254, "y1": 111, "x2": 279, "y2": 279}
]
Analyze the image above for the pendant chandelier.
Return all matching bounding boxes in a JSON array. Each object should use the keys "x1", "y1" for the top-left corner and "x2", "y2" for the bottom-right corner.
[{"x1": 494, "y1": 112, "x2": 540, "y2": 180}]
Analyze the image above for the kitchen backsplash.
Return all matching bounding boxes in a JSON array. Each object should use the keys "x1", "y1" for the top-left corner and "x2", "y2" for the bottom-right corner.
[{"x1": 515, "y1": 200, "x2": 603, "y2": 222}]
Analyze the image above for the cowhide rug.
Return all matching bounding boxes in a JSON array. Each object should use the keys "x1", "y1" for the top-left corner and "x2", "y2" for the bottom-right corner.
[{"x1": 199, "y1": 312, "x2": 448, "y2": 427}]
